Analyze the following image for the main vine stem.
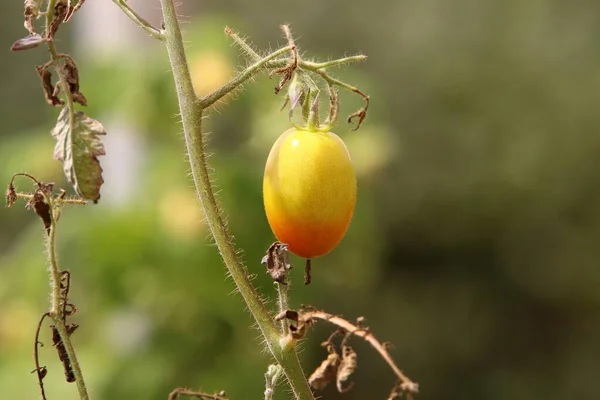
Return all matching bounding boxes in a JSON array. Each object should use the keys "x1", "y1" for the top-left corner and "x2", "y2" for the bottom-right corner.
[
  {"x1": 45, "y1": 200, "x2": 90, "y2": 400},
  {"x1": 158, "y1": 1, "x2": 314, "y2": 399}
]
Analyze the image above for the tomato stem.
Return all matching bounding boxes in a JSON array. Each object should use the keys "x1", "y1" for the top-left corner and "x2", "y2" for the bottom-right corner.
[
  {"x1": 159, "y1": 2, "x2": 315, "y2": 399},
  {"x1": 199, "y1": 45, "x2": 294, "y2": 109}
]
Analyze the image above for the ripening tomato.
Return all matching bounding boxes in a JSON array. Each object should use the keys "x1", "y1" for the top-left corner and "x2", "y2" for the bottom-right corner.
[{"x1": 263, "y1": 128, "x2": 356, "y2": 259}]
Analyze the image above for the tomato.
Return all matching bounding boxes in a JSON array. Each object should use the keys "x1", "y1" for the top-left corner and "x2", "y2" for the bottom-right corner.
[{"x1": 263, "y1": 128, "x2": 356, "y2": 259}]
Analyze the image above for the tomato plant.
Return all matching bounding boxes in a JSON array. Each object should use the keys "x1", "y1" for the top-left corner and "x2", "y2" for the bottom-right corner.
[{"x1": 263, "y1": 127, "x2": 356, "y2": 259}]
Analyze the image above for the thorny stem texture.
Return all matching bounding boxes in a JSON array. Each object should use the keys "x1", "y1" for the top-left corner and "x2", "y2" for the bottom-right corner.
[
  {"x1": 44, "y1": 195, "x2": 90, "y2": 400},
  {"x1": 158, "y1": 1, "x2": 314, "y2": 399}
]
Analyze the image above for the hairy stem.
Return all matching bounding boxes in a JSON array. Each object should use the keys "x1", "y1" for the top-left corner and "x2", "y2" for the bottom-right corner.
[
  {"x1": 111, "y1": 0, "x2": 165, "y2": 40},
  {"x1": 168, "y1": 388, "x2": 227, "y2": 400},
  {"x1": 40, "y1": 4, "x2": 90, "y2": 398},
  {"x1": 276, "y1": 282, "x2": 290, "y2": 333},
  {"x1": 158, "y1": 1, "x2": 314, "y2": 399},
  {"x1": 200, "y1": 45, "x2": 294, "y2": 109},
  {"x1": 44, "y1": 197, "x2": 90, "y2": 400}
]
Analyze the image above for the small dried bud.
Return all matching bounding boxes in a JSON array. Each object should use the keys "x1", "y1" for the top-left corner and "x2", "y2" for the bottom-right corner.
[
  {"x1": 262, "y1": 241, "x2": 292, "y2": 283},
  {"x1": 5, "y1": 184, "x2": 17, "y2": 207},
  {"x1": 11, "y1": 34, "x2": 47, "y2": 51}
]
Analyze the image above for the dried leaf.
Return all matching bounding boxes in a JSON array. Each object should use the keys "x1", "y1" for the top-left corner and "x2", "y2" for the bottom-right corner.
[
  {"x1": 304, "y1": 258, "x2": 312, "y2": 285},
  {"x1": 26, "y1": 191, "x2": 52, "y2": 234},
  {"x1": 48, "y1": 1, "x2": 68, "y2": 40},
  {"x1": 347, "y1": 92, "x2": 370, "y2": 131},
  {"x1": 51, "y1": 325, "x2": 75, "y2": 383},
  {"x1": 51, "y1": 108, "x2": 106, "y2": 202},
  {"x1": 24, "y1": 0, "x2": 43, "y2": 34},
  {"x1": 347, "y1": 107, "x2": 368, "y2": 131},
  {"x1": 261, "y1": 241, "x2": 292, "y2": 283},
  {"x1": 387, "y1": 385, "x2": 403, "y2": 400},
  {"x1": 63, "y1": 57, "x2": 87, "y2": 106},
  {"x1": 65, "y1": 0, "x2": 86, "y2": 22},
  {"x1": 35, "y1": 64, "x2": 64, "y2": 107},
  {"x1": 11, "y1": 34, "x2": 47, "y2": 51},
  {"x1": 308, "y1": 346, "x2": 340, "y2": 391},
  {"x1": 336, "y1": 344, "x2": 358, "y2": 393}
]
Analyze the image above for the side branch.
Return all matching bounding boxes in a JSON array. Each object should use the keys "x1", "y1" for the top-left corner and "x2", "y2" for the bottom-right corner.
[
  {"x1": 199, "y1": 45, "x2": 294, "y2": 109},
  {"x1": 301, "y1": 311, "x2": 419, "y2": 396},
  {"x1": 111, "y1": 0, "x2": 165, "y2": 40},
  {"x1": 168, "y1": 388, "x2": 228, "y2": 400}
]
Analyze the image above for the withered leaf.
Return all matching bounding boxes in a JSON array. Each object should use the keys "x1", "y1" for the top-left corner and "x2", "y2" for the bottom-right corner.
[
  {"x1": 347, "y1": 107, "x2": 368, "y2": 131},
  {"x1": 308, "y1": 347, "x2": 340, "y2": 391},
  {"x1": 65, "y1": 0, "x2": 86, "y2": 22},
  {"x1": 26, "y1": 191, "x2": 52, "y2": 234},
  {"x1": 11, "y1": 34, "x2": 47, "y2": 51},
  {"x1": 336, "y1": 345, "x2": 358, "y2": 393},
  {"x1": 51, "y1": 108, "x2": 106, "y2": 202},
  {"x1": 51, "y1": 325, "x2": 76, "y2": 383},
  {"x1": 63, "y1": 57, "x2": 87, "y2": 106},
  {"x1": 261, "y1": 241, "x2": 292, "y2": 283},
  {"x1": 48, "y1": 1, "x2": 68, "y2": 40},
  {"x1": 24, "y1": 0, "x2": 43, "y2": 34},
  {"x1": 35, "y1": 64, "x2": 64, "y2": 107}
]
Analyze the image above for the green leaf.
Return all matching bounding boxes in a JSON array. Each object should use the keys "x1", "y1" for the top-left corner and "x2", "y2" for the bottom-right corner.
[{"x1": 51, "y1": 107, "x2": 106, "y2": 202}]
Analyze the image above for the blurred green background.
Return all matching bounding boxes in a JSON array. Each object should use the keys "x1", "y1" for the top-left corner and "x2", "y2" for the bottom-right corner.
[{"x1": 2, "y1": 1, "x2": 600, "y2": 399}]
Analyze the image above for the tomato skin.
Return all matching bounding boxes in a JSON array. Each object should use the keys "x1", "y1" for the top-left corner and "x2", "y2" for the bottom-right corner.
[{"x1": 263, "y1": 128, "x2": 356, "y2": 258}]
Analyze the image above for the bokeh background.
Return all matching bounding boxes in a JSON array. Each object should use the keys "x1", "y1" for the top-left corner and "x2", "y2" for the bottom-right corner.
[{"x1": 2, "y1": 1, "x2": 600, "y2": 399}]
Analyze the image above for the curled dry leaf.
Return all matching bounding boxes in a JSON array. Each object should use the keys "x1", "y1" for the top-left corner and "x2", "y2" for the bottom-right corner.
[
  {"x1": 261, "y1": 241, "x2": 292, "y2": 284},
  {"x1": 270, "y1": 47, "x2": 297, "y2": 94},
  {"x1": 64, "y1": 0, "x2": 86, "y2": 22},
  {"x1": 48, "y1": 1, "x2": 68, "y2": 40},
  {"x1": 51, "y1": 325, "x2": 76, "y2": 383},
  {"x1": 24, "y1": 0, "x2": 43, "y2": 34},
  {"x1": 308, "y1": 345, "x2": 341, "y2": 390},
  {"x1": 51, "y1": 108, "x2": 106, "y2": 202},
  {"x1": 336, "y1": 344, "x2": 358, "y2": 393},
  {"x1": 347, "y1": 91, "x2": 370, "y2": 131},
  {"x1": 347, "y1": 107, "x2": 368, "y2": 131},
  {"x1": 63, "y1": 57, "x2": 87, "y2": 106},
  {"x1": 36, "y1": 64, "x2": 64, "y2": 107},
  {"x1": 26, "y1": 190, "x2": 52, "y2": 234}
]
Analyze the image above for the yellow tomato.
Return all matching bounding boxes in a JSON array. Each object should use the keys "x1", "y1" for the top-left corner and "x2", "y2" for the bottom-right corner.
[{"x1": 263, "y1": 128, "x2": 356, "y2": 258}]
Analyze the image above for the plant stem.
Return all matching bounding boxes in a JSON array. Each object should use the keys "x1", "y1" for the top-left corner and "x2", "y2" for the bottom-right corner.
[
  {"x1": 111, "y1": 0, "x2": 165, "y2": 40},
  {"x1": 46, "y1": 0, "x2": 77, "y2": 132},
  {"x1": 45, "y1": 198, "x2": 90, "y2": 400},
  {"x1": 158, "y1": 1, "x2": 314, "y2": 399},
  {"x1": 200, "y1": 45, "x2": 294, "y2": 109},
  {"x1": 276, "y1": 282, "x2": 289, "y2": 333},
  {"x1": 41, "y1": 5, "x2": 90, "y2": 399}
]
